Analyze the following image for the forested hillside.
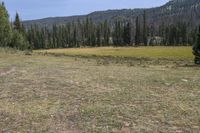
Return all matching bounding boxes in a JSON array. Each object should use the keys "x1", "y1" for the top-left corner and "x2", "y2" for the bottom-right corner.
[
  {"x1": 20, "y1": 0, "x2": 200, "y2": 49},
  {"x1": 23, "y1": 0, "x2": 200, "y2": 29}
]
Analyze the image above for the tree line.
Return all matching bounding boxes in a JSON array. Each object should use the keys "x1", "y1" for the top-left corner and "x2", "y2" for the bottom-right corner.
[
  {"x1": 26, "y1": 15, "x2": 197, "y2": 49},
  {"x1": 0, "y1": 2, "x2": 199, "y2": 50}
]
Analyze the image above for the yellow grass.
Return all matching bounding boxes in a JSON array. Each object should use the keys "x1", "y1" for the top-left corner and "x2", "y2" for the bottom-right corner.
[{"x1": 35, "y1": 46, "x2": 193, "y2": 60}]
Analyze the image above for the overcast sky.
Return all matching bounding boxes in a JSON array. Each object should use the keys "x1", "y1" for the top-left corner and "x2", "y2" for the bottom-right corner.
[{"x1": 2, "y1": 0, "x2": 168, "y2": 20}]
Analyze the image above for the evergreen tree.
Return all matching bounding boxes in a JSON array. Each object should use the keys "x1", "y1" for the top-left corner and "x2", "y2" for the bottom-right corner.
[
  {"x1": 11, "y1": 31, "x2": 28, "y2": 50},
  {"x1": 135, "y1": 16, "x2": 141, "y2": 46},
  {"x1": 66, "y1": 23, "x2": 71, "y2": 47},
  {"x1": 143, "y1": 10, "x2": 148, "y2": 45},
  {"x1": 189, "y1": 28, "x2": 197, "y2": 46},
  {"x1": 113, "y1": 20, "x2": 123, "y2": 46},
  {"x1": 158, "y1": 22, "x2": 165, "y2": 45},
  {"x1": 90, "y1": 20, "x2": 96, "y2": 47},
  {"x1": 103, "y1": 20, "x2": 110, "y2": 45},
  {"x1": 73, "y1": 25, "x2": 78, "y2": 47},
  {"x1": 164, "y1": 26, "x2": 169, "y2": 45},
  {"x1": 196, "y1": 26, "x2": 200, "y2": 49},
  {"x1": 193, "y1": 26, "x2": 200, "y2": 54},
  {"x1": 12, "y1": 12, "x2": 30, "y2": 49},
  {"x1": 13, "y1": 12, "x2": 22, "y2": 31},
  {"x1": 76, "y1": 20, "x2": 83, "y2": 47},
  {"x1": 0, "y1": 2, "x2": 12, "y2": 47},
  {"x1": 85, "y1": 17, "x2": 90, "y2": 45},
  {"x1": 123, "y1": 22, "x2": 131, "y2": 46},
  {"x1": 168, "y1": 25, "x2": 176, "y2": 45},
  {"x1": 91, "y1": 32, "x2": 96, "y2": 47},
  {"x1": 52, "y1": 25, "x2": 57, "y2": 48},
  {"x1": 180, "y1": 22, "x2": 187, "y2": 45},
  {"x1": 96, "y1": 25, "x2": 101, "y2": 47},
  {"x1": 193, "y1": 26, "x2": 200, "y2": 64},
  {"x1": 159, "y1": 22, "x2": 165, "y2": 37}
]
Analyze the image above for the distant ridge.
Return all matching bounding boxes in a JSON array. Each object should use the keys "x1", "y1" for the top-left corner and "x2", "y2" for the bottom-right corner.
[{"x1": 23, "y1": 0, "x2": 200, "y2": 29}]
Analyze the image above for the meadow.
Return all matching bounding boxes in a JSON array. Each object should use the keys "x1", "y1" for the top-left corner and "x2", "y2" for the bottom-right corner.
[
  {"x1": 35, "y1": 46, "x2": 193, "y2": 60},
  {"x1": 0, "y1": 47, "x2": 200, "y2": 132}
]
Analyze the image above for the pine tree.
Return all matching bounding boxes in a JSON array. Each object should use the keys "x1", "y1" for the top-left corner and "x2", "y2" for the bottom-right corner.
[
  {"x1": 123, "y1": 22, "x2": 131, "y2": 46},
  {"x1": 52, "y1": 25, "x2": 57, "y2": 48},
  {"x1": 193, "y1": 26, "x2": 200, "y2": 64},
  {"x1": 143, "y1": 10, "x2": 148, "y2": 45},
  {"x1": 103, "y1": 20, "x2": 110, "y2": 45},
  {"x1": 96, "y1": 25, "x2": 101, "y2": 47},
  {"x1": 168, "y1": 25, "x2": 176, "y2": 45},
  {"x1": 89, "y1": 19, "x2": 96, "y2": 47},
  {"x1": 135, "y1": 16, "x2": 141, "y2": 46},
  {"x1": 85, "y1": 17, "x2": 90, "y2": 45},
  {"x1": 76, "y1": 19, "x2": 83, "y2": 47},
  {"x1": 0, "y1": 2, "x2": 12, "y2": 47},
  {"x1": 13, "y1": 12, "x2": 22, "y2": 31},
  {"x1": 164, "y1": 26, "x2": 169, "y2": 45},
  {"x1": 196, "y1": 26, "x2": 200, "y2": 49},
  {"x1": 193, "y1": 26, "x2": 200, "y2": 53},
  {"x1": 113, "y1": 20, "x2": 123, "y2": 46},
  {"x1": 91, "y1": 31, "x2": 96, "y2": 47},
  {"x1": 73, "y1": 25, "x2": 78, "y2": 47},
  {"x1": 12, "y1": 12, "x2": 30, "y2": 50},
  {"x1": 180, "y1": 22, "x2": 187, "y2": 45}
]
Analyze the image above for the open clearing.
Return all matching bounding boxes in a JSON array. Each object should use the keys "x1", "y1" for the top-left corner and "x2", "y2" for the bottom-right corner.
[{"x1": 0, "y1": 47, "x2": 200, "y2": 132}]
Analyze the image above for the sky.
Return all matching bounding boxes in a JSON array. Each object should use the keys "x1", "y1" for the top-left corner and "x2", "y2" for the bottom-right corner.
[{"x1": 2, "y1": 0, "x2": 169, "y2": 21}]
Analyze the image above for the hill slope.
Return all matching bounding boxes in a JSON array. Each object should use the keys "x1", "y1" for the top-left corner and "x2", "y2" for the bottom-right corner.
[{"x1": 23, "y1": 0, "x2": 200, "y2": 28}]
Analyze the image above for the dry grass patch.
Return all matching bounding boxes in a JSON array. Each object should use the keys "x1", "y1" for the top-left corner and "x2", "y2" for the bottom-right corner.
[
  {"x1": 35, "y1": 46, "x2": 193, "y2": 60},
  {"x1": 0, "y1": 51, "x2": 200, "y2": 132}
]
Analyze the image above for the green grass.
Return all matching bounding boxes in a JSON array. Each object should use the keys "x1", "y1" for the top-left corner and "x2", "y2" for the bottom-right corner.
[
  {"x1": 0, "y1": 49, "x2": 200, "y2": 132},
  {"x1": 35, "y1": 46, "x2": 193, "y2": 60}
]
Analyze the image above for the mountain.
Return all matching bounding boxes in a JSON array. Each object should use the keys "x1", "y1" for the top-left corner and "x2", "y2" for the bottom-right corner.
[{"x1": 23, "y1": 0, "x2": 200, "y2": 29}]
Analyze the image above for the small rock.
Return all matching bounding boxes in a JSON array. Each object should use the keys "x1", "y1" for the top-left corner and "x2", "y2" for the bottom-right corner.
[{"x1": 181, "y1": 79, "x2": 188, "y2": 82}]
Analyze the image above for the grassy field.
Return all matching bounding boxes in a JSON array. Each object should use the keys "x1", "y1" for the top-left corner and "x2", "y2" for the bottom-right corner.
[
  {"x1": 35, "y1": 46, "x2": 193, "y2": 60},
  {"x1": 0, "y1": 48, "x2": 200, "y2": 132}
]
